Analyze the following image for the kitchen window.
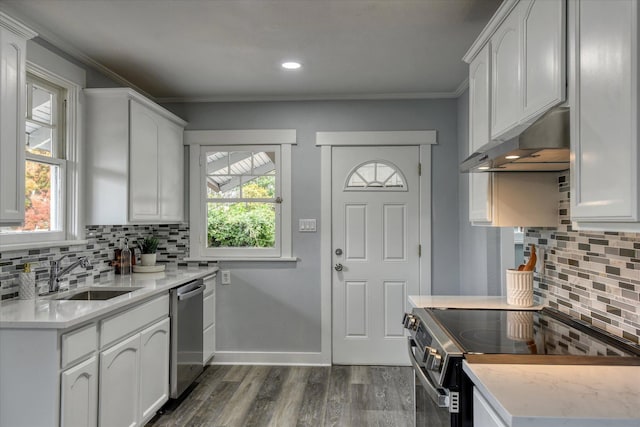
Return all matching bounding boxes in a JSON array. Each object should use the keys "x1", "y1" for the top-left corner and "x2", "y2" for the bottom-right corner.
[
  {"x1": 0, "y1": 68, "x2": 80, "y2": 246},
  {"x1": 187, "y1": 130, "x2": 295, "y2": 260}
]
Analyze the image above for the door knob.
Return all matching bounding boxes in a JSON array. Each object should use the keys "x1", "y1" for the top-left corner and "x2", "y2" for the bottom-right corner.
[
  {"x1": 335, "y1": 248, "x2": 343, "y2": 256},
  {"x1": 334, "y1": 263, "x2": 343, "y2": 272}
]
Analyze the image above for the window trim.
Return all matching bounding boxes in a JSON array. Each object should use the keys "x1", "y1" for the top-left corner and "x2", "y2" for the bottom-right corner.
[
  {"x1": 0, "y1": 63, "x2": 81, "y2": 247},
  {"x1": 187, "y1": 130, "x2": 295, "y2": 260}
]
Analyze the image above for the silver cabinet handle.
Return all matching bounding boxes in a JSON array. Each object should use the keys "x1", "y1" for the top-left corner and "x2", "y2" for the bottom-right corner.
[{"x1": 334, "y1": 263, "x2": 343, "y2": 272}]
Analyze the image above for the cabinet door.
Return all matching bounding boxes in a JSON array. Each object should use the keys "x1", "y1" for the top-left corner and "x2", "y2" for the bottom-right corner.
[
  {"x1": 468, "y1": 43, "x2": 493, "y2": 224},
  {"x1": 571, "y1": 0, "x2": 638, "y2": 223},
  {"x1": 203, "y1": 323, "x2": 215, "y2": 364},
  {"x1": 61, "y1": 356, "x2": 98, "y2": 427},
  {"x1": 129, "y1": 99, "x2": 161, "y2": 221},
  {"x1": 470, "y1": 44, "x2": 491, "y2": 153},
  {"x1": 473, "y1": 388, "x2": 507, "y2": 427},
  {"x1": 139, "y1": 317, "x2": 170, "y2": 425},
  {"x1": 159, "y1": 120, "x2": 184, "y2": 221},
  {"x1": 521, "y1": 0, "x2": 566, "y2": 122},
  {"x1": 491, "y1": 3, "x2": 522, "y2": 140},
  {"x1": 0, "y1": 27, "x2": 27, "y2": 224},
  {"x1": 203, "y1": 283, "x2": 215, "y2": 363},
  {"x1": 100, "y1": 334, "x2": 141, "y2": 427}
]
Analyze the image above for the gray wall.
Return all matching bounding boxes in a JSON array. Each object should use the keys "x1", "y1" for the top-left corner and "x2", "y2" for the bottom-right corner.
[
  {"x1": 164, "y1": 99, "x2": 461, "y2": 352},
  {"x1": 456, "y1": 90, "x2": 502, "y2": 296}
]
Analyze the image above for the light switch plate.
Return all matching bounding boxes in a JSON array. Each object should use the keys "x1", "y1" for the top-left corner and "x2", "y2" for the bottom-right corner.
[{"x1": 299, "y1": 219, "x2": 317, "y2": 232}]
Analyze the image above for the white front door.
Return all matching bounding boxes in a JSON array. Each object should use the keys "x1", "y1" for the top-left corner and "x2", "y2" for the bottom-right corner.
[{"x1": 332, "y1": 146, "x2": 420, "y2": 365}]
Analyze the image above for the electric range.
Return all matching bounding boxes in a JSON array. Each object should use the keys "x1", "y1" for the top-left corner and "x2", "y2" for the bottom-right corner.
[{"x1": 403, "y1": 307, "x2": 640, "y2": 427}]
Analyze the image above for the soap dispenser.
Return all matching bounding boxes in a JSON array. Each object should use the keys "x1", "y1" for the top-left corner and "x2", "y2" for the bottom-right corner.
[{"x1": 120, "y1": 238, "x2": 132, "y2": 276}]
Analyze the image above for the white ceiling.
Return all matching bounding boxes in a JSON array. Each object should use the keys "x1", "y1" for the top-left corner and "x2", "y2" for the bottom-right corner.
[{"x1": 0, "y1": 0, "x2": 501, "y2": 102}]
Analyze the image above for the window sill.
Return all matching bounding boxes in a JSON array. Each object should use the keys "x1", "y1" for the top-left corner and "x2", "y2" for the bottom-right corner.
[
  {"x1": 183, "y1": 257, "x2": 299, "y2": 262},
  {"x1": 0, "y1": 239, "x2": 89, "y2": 252}
]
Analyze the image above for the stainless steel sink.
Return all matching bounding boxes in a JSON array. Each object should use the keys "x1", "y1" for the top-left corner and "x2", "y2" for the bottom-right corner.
[{"x1": 55, "y1": 287, "x2": 140, "y2": 301}]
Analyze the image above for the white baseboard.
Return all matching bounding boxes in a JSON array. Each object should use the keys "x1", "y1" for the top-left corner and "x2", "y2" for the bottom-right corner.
[{"x1": 209, "y1": 351, "x2": 330, "y2": 366}]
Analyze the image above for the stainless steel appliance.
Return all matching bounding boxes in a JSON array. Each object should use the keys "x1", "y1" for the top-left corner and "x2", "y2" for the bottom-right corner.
[
  {"x1": 459, "y1": 107, "x2": 569, "y2": 173},
  {"x1": 170, "y1": 279, "x2": 205, "y2": 399},
  {"x1": 403, "y1": 307, "x2": 640, "y2": 427}
]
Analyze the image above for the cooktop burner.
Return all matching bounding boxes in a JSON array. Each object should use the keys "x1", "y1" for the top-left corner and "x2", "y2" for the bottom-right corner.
[{"x1": 428, "y1": 308, "x2": 639, "y2": 358}]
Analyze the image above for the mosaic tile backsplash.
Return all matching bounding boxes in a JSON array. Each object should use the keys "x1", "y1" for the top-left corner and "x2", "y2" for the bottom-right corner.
[
  {"x1": 525, "y1": 173, "x2": 640, "y2": 344},
  {"x1": 0, "y1": 224, "x2": 216, "y2": 300}
]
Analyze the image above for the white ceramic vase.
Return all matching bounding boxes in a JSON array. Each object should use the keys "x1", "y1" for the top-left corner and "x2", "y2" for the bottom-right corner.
[{"x1": 140, "y1": 253, "x2": 157, "y2": 266}]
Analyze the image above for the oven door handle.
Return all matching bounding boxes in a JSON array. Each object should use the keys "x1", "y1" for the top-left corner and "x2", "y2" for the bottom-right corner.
[{"x1": 408, "y1": 338, "x2": 450, "y2": 409}]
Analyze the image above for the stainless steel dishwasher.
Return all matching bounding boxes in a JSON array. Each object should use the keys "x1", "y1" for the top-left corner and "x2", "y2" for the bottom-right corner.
[{"x1": 169, "y1": 279, "x2": 205, "y2": 399}]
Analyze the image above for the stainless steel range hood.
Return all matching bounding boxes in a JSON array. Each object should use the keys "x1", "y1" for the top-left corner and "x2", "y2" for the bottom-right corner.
[{"x1": 460, "y1": 107, "x2": 570, "y2": 173}]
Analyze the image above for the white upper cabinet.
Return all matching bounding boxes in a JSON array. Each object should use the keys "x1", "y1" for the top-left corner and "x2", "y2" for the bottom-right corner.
[
  {"x1": 469, "y1": 44, "x2": 493, "y2": 224},
  {"x1": 521, "y1": 0, "x2": 566, "y2": 122},
  {"x1": 465, "y1": 0, "x2": 566, "y2": 143},
  {"x1": 464, "y1": 0, "x2": 566, "y2": 227},
  {"x1": 470, "y1": 44, "x2": 492, "y2": 153},
  {"x1": 569, "y1": 0, "x2": 640, "y2": 230},
  {"x1": 85, "y1": 88, "x2": 187, "y2": 225},
  {"x1": 491, "y1": 2, "x2": 522, "y2": 140},
  {"x1": 0, "y1": 13, "x2": 36, "y2": 225}
]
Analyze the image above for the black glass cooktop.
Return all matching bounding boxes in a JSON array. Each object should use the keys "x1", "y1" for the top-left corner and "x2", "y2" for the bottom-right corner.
[{"x1": 428, "y1": 308, "x2": 640, "y2": 358}]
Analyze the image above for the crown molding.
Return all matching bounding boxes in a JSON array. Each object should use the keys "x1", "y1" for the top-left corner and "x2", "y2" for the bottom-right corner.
[
  {"x1": 0, "y1": 5, "x2": 470, "y2": 104},
  {"x1": 0, "y1": 4, "x2": 153, "y2": 99},
  {"x1": 453, "y1": 78, "x2": 469, "y2": 97},
  {"x1": 0, "y1": 10, "x2": 37, "y2": 39},
  {"x1": 157, "y1": 89, "x2": 464, "y2": 104}
]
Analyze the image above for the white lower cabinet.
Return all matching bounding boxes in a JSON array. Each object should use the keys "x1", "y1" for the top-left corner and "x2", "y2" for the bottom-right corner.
[
  {"x1": 0, "y1": 293, "x2": 173, "y2": 427},
  {"x1": 203, "y1": 274, "x2": 216, "y2": 364},
  {"x1": 99, "y1": 295, "x2": 170, "y2": 427},
  {"x1": 60, "y1": 356, "x2": 98, "y2": 427},
  {"x1": 100, "y1": 334, "x2": 141, "y2": 427},
  {"x1": 98, "y1": 317, "x2": 170, "y2": 427},
  {"x1": 473, "y1": 387, "x2": 507, "y2": 427},
  {"x1": 140, "y1": 318, "x2": 170, "y2": 424}
]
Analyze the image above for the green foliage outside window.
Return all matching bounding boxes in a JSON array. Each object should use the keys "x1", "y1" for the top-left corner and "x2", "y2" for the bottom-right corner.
[{"x1": 207, "y1": 176, "x2": 276, "y2": 248}]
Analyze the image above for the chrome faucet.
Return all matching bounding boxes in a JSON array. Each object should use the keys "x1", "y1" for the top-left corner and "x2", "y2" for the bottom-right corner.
[{"x1": 49, "y1": 254, "x2": 91, "y2": 293}]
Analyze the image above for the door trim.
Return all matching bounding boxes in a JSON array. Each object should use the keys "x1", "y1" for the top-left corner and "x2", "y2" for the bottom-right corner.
[{"x1": 318, "y1": 131, "x2": 437, "y2": 364}]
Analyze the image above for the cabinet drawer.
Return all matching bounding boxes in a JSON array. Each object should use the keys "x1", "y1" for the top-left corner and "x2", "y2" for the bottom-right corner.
[
  {"x1": 203, "y1": 323, "x2": 215, "y2": 364},
  {"x1": 203, "y1": 293, "x2": 215, "y2": 329},
  {"x1": 101, "y1": 294, "x2": 169, "y2": 348},
  {"x1": 61, "y1": 323, "x2": 97, "y2": 369},
  {"x1": 203, "y1": 274, "x2": 216, "y2": 296}
]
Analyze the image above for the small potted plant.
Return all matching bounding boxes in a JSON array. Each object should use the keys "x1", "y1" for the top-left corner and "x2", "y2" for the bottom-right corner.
[{"x1": 137, "y1": 236, "x2": 159, "y2": 266}]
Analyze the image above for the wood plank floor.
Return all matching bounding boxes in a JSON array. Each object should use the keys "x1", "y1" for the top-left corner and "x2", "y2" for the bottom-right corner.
[{"x1": 148, "y1": 365, "x2": 414, "y2": 427}]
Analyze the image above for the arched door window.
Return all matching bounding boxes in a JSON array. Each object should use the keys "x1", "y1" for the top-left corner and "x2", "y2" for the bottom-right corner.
[{"x1": 345, "y1": 160, "x2": 407, "y2": 191}]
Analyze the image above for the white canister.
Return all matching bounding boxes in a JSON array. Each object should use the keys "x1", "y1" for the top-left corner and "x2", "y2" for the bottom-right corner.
[
  {"x1": 19, "y1": 263, "x2": 36, "y2": 300},
  {"x1": 505, "y1": 269, "x2": 534, "y2": 307}
]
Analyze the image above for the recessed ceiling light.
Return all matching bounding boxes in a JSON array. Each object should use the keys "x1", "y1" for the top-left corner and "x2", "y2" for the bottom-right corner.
[
  {"x1": 478, "y1": 166, "x2": 490, "y2": 170},
  {"x1": 505, "y1": 155, "x2": 521, "y2": 160},
  {"x1": 281, "y1": 61, "x2": 301, "y2": 70}
]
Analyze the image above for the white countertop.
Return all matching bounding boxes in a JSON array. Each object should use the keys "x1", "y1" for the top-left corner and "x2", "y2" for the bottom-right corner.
[
  {"x1": 0, "y1": 267, "x2": 218, "y2": 329},
  {"x1": 464, "y1": 362, "x2": 640, "y2": 427},
  {"x1": 408, "y1": 295, "x2": 543, "y2": 310}
]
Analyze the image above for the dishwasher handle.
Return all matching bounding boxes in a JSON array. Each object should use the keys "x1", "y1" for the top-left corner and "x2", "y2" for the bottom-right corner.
[{"x1": 177, "y1": 282, "x2": 205, "y2": 301}]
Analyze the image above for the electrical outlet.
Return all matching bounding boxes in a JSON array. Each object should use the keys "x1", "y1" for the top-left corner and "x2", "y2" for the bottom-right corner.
[{"x1": 221, "y1": 270, "x2": 231, "y2": 285}]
